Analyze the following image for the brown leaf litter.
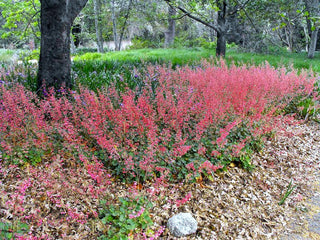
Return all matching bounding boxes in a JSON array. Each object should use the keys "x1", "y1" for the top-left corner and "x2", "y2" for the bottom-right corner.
[
  {"x1": 150, "y1": 120, "x2": 320, "y2": 239},
  {"x1": 1, "y1": 120, "x2": 320, "y2": 239}
]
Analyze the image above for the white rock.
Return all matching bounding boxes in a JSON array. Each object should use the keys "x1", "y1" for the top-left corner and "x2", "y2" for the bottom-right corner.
[{"x1": 167, "y1": 212, "x2": 198, "y2": 237}]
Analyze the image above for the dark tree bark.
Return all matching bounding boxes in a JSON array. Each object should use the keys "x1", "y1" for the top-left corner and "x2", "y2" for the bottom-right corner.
[
  {"x1": 37, "y1": 0, "x2": 88, "y2": 92},
  {"x1": 164, "y1": 5, "x2": 176, "y2": 47},
  {"x1": 216, "y1": 1, "x2": 227, "y2": 57},
  {"x1": 216, "y1": 30, "x2": 226, "y2": 57}
]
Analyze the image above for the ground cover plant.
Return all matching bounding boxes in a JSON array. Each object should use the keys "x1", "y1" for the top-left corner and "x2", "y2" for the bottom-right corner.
[{"x1": 0, "y1": 57, "x2": 318, "y2": 239}]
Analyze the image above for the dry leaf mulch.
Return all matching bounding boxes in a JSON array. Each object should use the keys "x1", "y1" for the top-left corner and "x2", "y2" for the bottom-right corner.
[
  {"x1": 150, "y1": 120, "x2": 320, "y2": 239},
  {"x1": 1, "y1": 120, "x2": 320, "y2": 239}
]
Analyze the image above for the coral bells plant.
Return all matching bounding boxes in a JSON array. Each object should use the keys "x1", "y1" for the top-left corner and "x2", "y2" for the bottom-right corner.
[
  {"x1": 99, "y1": 196, "x2": 153, "y2": 240},
  {"x1": 70, "y1": 62, "x2": 314, "y2": 181},
  {"x1": 0, "y1": 154, "x2": 113, "y2": 238},
  {"x1": 0, "y1": 60, "x2": 317, "y2": 238},
  {"x1": 0, "y1": 61, "x2": 316, "y2": 182}
]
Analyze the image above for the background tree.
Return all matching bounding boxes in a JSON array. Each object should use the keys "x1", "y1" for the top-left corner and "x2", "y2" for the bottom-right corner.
[
  {"x1": 117, "y1": 0, "x2": 133, "y2": 51},
  {"x1": 93, "y1": 0, "x2": 104, "y2": 52},
  {"x1": 108, "y1": 0, "x2": 134, "y2": 50},
  {"x1": 1, "y1": 0, "x2": 318, "y2": 60},
  {"x1": 274, "y1": 2, "x2": 305, "y2": 52},
  {"x1": 0, "y1": 0, "x2": 40, "y2": 48},
  {"x1": 37, "y1": 0, "x2": 88, "y2": 91},
  {"x1": 164, "y1": 5, "x2": 176, "y2": 47},
  {"x1": 304, "y1": 0, "x2": 320, "y2": 58},
  {"x1": 164, "y1": 0, "x2": 252, "y2": 56},
  {"x1": 132, "y1": 0, "x2": 168, "y2": 47},
  {"x1": 242, "y1": 0, "x2": 306, "y2": 53},
  {"x1": 110, "y1": 0, "x2": 119, "y2": 50},
  {"x1": 76, "y1": 0, "x2": 106, "y2": 48}
]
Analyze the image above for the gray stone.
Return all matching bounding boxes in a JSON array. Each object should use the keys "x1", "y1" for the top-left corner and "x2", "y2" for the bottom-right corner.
[{"x1": 167, "y1": 212, "x2": 198, "y2": 237}]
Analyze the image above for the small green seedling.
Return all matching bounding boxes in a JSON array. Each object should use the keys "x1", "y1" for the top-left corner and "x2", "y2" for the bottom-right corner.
[{"x1": 279, "y1": 179, "x2": 296, "y2": 205}]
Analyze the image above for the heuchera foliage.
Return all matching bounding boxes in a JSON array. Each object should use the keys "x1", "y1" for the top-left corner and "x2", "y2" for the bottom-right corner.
[
  {"x1": 0, "y1": 61, "x2": 315, "y2": 182},
  {"x1": 0, "y1": 61, "x2": 316, "y2": 238}
]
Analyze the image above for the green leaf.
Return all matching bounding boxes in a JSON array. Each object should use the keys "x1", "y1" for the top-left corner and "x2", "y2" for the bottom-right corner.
[
  {"x1": 101, "y1": 217, "x2": 108, "y2": 224},
  {"x1": 119, "y1": 214, "x2": 125, "y2": 222},
  {"x1": 20, "y1": 222, "x2": 29, "y2": 230},
  {"x1": 107, "y1": 215, "x2": 114, "y2": 222},
  {"x1": 0, "y1": 222, "x2": 9, "y2": 230}
]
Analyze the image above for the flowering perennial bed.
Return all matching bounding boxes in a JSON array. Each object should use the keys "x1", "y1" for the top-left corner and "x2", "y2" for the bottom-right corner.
[{"x1": 0, "y1": 61, "x2": 318, "y2": 239}]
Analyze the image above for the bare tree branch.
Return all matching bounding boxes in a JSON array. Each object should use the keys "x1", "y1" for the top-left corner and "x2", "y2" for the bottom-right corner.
[
  {"x1": 164, "y1": 0, "x2": 221, "y2": 33},
  {"x1": 230, "y1": 0, "x2": 251, "y2": 15}
]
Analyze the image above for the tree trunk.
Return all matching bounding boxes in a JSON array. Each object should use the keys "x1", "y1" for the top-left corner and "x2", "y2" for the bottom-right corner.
[
  {"x1": 111, "y1": 0, "x2": 119, "y2": 51},
  {"x1": 216, "y1": 1, "x2": 227, "y2": 57},
  {"x1": 304, "y1": 0, "x2": 320, "y2": 58},
  {"x1": 164, "y1": 5, "x2": 176, "y2": 48},
  {"x1": 304, "y1": 25, "x2": 310, "y2": 51},
  {"x1": 118, "y1": 0, "x2": 133, "y2": 51},
  {"x1": 216, "y1": 30, "x2": 226, "y2": 57},
  {"x1": 308, "y1": 28, "x2": 319, "y2": 58},
  {"x1": 164, "y1": 0, "x2": 230, "y2": 56},
  {"x1": 284, "y1": 24, "x2": 294, "y2": 52},
  {"x1": 37, "y1": 0, "x2": 88, "y2": 92},
  {"x1": 93, "y1": 0, "x2": 104, "y2": 53}
]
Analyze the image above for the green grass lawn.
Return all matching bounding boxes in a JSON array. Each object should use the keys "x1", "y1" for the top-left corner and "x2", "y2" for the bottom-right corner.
[
  {"x1": 73, "y1": 47, "x2": 215, "y2": 67},
  {"x1": 226, "y1": 49, "x2": 320, "y2": 72},
  {"x1": 73, "y1": 47, "x2": 320, "y2": 73},
  {"x1": 1, "y1": 46, "x2": 320, "y2": 72}
]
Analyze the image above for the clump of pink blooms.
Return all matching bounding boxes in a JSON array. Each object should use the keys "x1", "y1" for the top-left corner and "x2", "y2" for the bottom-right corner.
[{"x1": 129, "y1": 207, "x2": 145, "y2": 219}]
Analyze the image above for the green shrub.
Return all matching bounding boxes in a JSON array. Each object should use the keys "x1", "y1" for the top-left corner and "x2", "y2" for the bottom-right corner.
[
  {"x1": 194, "y1": 37, "x2": 217, "y2": 49},
  {"x1": 129, "y1": 37, "x2": 161, "y2": 49},
  {"x1": 73, "y1": 47, "x2": 111, "y2": 55},
  {"x1": 19, "y1": 49, "x2": 39, "y2": 61},
  {"x1": 285, "y1": 94, "x2": 319, "y2": 120},
  {"x1": 266, "y1": 45, "x2": 288, "y2": 55},
  {"x1": 1, "y1": 146, "x2": 44, "y2": 166},
  {"x1": 74, "y1": 52, "x2": 102, "y2": 61},
  {"x1": 99, "y1": 196, "x2": 153, "y2": 240},
  {"x1": 173, "y1": 36, "x2": 216, "y2": 49},
  {"x1": 0, "y1": 49, "x2": 17, "y2": 63},
  {"x1": 0, "y1": 62, "x2": 38, "y2": 91},
  {"x1": 71, "y1": 60, "x2": 146, "y2": 92},
  {"x1": 0, "y1": 221, "x2": 29, "y2": 239}
]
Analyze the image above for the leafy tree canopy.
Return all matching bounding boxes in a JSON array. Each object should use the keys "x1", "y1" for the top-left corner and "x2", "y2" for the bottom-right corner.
[{"x1": 0, "y1": 0, "x2": 40, "y2": 45}]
